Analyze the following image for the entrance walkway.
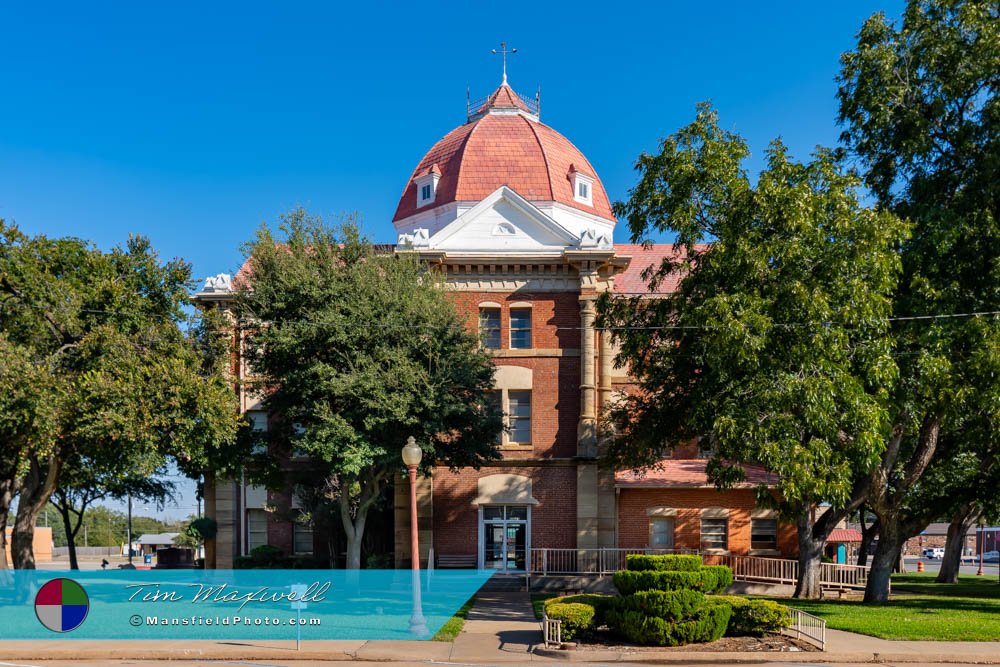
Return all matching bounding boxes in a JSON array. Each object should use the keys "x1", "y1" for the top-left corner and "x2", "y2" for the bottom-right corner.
[{"x1": 449, "y1": 591, "x2": 543, "y2": 661}]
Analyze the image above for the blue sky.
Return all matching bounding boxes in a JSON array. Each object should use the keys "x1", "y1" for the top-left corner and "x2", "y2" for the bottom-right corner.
[{"x1": 1, "y1": 2, "x2": 902, "y2": 519}]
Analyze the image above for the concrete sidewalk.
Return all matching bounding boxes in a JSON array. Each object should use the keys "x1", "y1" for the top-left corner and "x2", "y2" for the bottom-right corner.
[{"x1": 1, "y1": 592, "x2": 999, "y2": 664}]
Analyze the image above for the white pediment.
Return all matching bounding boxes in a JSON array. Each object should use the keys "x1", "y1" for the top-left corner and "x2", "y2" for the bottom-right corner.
[{"x1": 427, "y1": 187, "x2": 579, "y2": 253}]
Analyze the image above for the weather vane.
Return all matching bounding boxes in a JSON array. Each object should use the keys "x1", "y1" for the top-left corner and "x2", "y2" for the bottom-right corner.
[{"x1": 491, "y1": 41, "x2": 517, "y2": 84}]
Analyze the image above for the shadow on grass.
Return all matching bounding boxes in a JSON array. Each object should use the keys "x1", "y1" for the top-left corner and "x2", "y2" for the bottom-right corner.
[{"x1": 891, "y1": 573, "x2": 1000, "y2": 600}]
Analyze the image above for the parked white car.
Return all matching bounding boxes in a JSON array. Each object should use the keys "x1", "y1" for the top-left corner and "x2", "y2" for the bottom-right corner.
[{"x1": 923, "y1": 547, "x2": 945, "y2": 559}]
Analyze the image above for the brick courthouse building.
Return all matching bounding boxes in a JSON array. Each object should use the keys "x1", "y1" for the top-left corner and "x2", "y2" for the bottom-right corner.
[{"x1": 195, "y1": 78, "x2": 797, "y2": 570}]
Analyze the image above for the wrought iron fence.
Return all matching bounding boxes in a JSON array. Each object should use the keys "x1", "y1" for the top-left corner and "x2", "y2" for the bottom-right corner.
[{"x1": 783, "y1": 607, "x2": 827, "y2": 650}]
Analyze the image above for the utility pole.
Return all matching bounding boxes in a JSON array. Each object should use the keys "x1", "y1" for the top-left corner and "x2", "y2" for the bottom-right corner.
[{"x1": 127, "y1": 493, "x2": 133, "y2": 566}]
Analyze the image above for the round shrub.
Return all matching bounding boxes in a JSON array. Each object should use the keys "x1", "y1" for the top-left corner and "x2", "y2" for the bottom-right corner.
[
  {"x1": 626, "y1": 554, "x2": 702, "y2": 572},
  {"x1": 713, "y1": 596, "x2": 792, "y2": 636},
  {"x1": 613, "y1": 566, "x2": 733, "y2": 595},
  {"x1": 545, "y1": 594, "x2": 612, "y2": 626},
  {"x1": 613, "y1": 589, "x2": 705, "y2": 622},
  {"x1": 607, "y1": 601, "x2": 732, "y2": 646},
  {"x1": 545, "y1": 602, "x2": 596, "y2": 641}
]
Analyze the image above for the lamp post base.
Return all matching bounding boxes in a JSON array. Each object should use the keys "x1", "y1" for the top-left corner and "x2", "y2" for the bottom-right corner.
[{"x1": 409, "y1": 613, "x2": 429, "y2": 637}]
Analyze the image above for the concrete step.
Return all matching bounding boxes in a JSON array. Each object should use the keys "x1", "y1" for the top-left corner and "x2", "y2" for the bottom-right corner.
[{"x1": 480, "y1": 573, "x2": 527, "y2": 592}]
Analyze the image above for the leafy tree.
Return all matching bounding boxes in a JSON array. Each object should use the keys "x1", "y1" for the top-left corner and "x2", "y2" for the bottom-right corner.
[
  {"x1": 0, "y1": 221, "x2": 241, "y2": 568},
  {"x1": 837, "y1": 0, "x2": 1000, "y2": 601},
  {"x1": 236, "y1": 211, "x2": 503, "y2": 568},
  {"x1": 0, "y1": 335, "x2": 59, "y2": 569},
  {"x1": 49, "y1": 457, "x2": 175, "y2": 569},
  {"x1": 599, "y1": 105, "x2": 907, "y2": 598}
]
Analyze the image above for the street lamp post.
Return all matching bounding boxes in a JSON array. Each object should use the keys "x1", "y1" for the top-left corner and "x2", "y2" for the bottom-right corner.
[
  {"x1": 402, "y1": 436, "x2": 428, "y2": 636},
  {"x1": 978, "y1": 519, "x2": 985, "y2": 576}
]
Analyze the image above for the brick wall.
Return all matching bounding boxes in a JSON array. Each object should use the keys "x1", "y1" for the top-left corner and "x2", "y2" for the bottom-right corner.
[
  {"x1": 447, "y1": 291, "x2": 583, "y2": 460},
  {"x1": 431, "y1": 464, "x2": 578, "y2": 558},
  {"x1": 448, "y1": 291, "x2": 582, "y2": 350},
  {"x1": 617, "y1": 487, "x2": 797, "y2": 558}
]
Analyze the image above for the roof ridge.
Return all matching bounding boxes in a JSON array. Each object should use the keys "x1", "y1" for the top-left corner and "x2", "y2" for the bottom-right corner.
[
  {"x1": 454, "y1": 113, "x2": 486, "y2": 199},
  {"x1": 523, "y1": 115, "x2": 555, "y2": 201}
]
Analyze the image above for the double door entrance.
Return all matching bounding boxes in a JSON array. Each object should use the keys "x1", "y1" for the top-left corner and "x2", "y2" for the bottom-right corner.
[{"x1": 481, "y1": 505, "x2": 529, "y2": 572}]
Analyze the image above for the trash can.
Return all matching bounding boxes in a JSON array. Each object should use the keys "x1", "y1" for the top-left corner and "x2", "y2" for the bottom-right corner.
[{"x1": 144, "y1": 554, "x2": 152, "y2": 565}]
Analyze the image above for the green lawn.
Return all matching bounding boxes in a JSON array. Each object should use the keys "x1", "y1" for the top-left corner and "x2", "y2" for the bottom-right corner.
[
  {"x1": 432, "y1": 596, "x2": 476, "y2": 642},
  {"x1": 775, "y1": 574, "x2": 1000, "y2": 641}
]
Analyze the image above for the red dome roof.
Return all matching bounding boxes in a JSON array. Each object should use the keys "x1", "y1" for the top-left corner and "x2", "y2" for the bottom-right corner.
[{"x1": 393, "y1": 85, "x2": 615, "y2": 223}]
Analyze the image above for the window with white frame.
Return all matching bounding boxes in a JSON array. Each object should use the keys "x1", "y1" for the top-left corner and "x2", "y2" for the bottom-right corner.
[
  {"x1": 507, "y1": 390, "x2": 532, "y2": 444},
  {"x1": 247, "y1": 508, "x2": 268, "y2": 551},
  {"x1": 415, "y1": 170, "x2": 440, "y2": 207},
  {"x1": 509, "y1": 308, "x2": 532, "y2": 349},
  {"x1": 751, "y1": 518, "x2": 778, "y2": 551},
  {"x1": 700, "y1": 510, "x2": 728, "y2": 551},
  {"x1": 479, "y1": 307, "x2": 501, "y2": 348},
  {"x1": 570, "y1": 169, "x2": 594, "y2": 206}
]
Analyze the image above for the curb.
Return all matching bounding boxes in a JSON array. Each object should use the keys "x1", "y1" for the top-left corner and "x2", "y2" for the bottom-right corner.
[{"x1": 531, "y1": 647, "x2": 1000, "y2": 664}]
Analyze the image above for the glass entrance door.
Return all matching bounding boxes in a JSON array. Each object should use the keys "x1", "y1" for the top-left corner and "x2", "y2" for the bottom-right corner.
[{"x1": 481, "y1": 506, "x2": 529, "y2": 572}]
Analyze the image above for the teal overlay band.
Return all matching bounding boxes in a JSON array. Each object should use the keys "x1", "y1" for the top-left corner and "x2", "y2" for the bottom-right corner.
[{"x1": 1, "y1": 569, "x2": 493, "y2": 640}]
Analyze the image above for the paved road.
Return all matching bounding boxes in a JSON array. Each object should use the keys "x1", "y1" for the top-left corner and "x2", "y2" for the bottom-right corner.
[{"x1": 0, "y1": 662, "x2": 992, "y2": 667}]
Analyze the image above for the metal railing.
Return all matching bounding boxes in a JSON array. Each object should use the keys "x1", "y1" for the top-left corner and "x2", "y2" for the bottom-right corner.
[
  {"x1": 783, "y1": 607, "x2": 827, "y2": 650},
  {"x1": 541, "y1": 613, "x2": 562, "y2": 647},
  {"x1": 703, "y1": 554, "x2": 799, "y2": 585},
  {"x1": 529, "y1": 548, "x2": 699, "y2": 575},
  {"x1": 529, "y1": 548, "x2": 869, "y2": 591}
]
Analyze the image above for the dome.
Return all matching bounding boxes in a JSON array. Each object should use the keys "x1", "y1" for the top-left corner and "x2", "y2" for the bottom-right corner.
[{"x1": 392, "y1": 83, "x2": 615, "y2": 225}]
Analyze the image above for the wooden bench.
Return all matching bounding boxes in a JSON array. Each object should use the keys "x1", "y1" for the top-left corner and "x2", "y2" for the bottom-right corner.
[{"x1": 437, "y1": 554, "x2": 476, "y2": 569}]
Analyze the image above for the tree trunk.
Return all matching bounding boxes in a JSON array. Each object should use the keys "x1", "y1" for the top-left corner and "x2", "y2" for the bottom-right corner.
[
  {"x1": 57, "y1": 503, "x2": 79, "y2": 570},
  {"x1": 0, "y1": 478, "x2": 17, "y2": 570},
  {"x1": 793, "y1": 512, "x2": 826, "y2": 599},
  {"x1": 339, "y1": 487, "x2": 372, "y2": 570},
  {"x1": 936, "y1": 504, "x2": 979, "y2": 584},
  {"x1": 864, "y1": 522, "x2": 902, "y2": 602},
  {"x1": 857, "y1": 515, "x2": 878, "y2": 567},
  {"x1": 11, "y1": 456, "x2": 61, "y2": 570}
]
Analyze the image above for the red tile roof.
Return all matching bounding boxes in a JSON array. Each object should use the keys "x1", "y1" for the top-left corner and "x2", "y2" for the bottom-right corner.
[
  {"x1": 613, "y1": 243, "x2": 710, "y2": 295},
  {"x1": 393, "y1": 85, "x2": 615, "y2": 223},
  {"x1": 828, "y1": 529, "x2": 863, "y2": 543},
  {"x1": 615, "y1": 459, "x2": 778, "y2": 488}
]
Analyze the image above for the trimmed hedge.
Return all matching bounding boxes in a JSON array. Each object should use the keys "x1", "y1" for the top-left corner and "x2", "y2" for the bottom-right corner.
[
  {"x1": 544, "y1": 594, "x2": 612, "y2": 627},
  {"x1": 714, "y1": 596, "x2": 792, "y2": 636},
  {"x1": 626, "y1": 554, "x2": 702, "y2": 572},
  {"x1": 613, "y1": 568, "x2": 731, "y2": 595},
  {"x1": 607, "y1": 600, "x2": 732, "y2": 647},
  {"x1": 701, "y1": 565, "x2": 735, "y2": 591},
  {"x1": 545, "y1": 602, "x2": 595, "y2": 641},
  {"x1": 612, "y1": 589, "x2": 705, "y2": 623}
]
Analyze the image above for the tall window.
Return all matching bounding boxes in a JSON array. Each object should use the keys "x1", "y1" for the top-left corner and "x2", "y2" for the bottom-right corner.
[
  {"x1": 649, "y1": 517, "x2": 674, "y2": 548},
  {"x1": 479, "y1": 308, "x2": 501, "y2": 348},
  {"x1": 488, "y1": 391, "x2": 503, "y2": 443},
  {"x1": 247, "y1": 509, "x2": 268, "y2": 551},
  {"x1": 577, "y1": 181, "x2": 589, "y2": 199},
  {"x1": 421, "y1": 184, "x2": 432, "y2": 201},
  {"x1": 751, "y1": 518, "x2": 778, "y2": 551},
  {"x1": 510, "y1": 309, "x2": 532, "y2": 349},
  {"x1": 700, "y1": 518, "x2": 728, "y2": 551},
  {"x1": 293, "y1": 517, "x2": 314, "y2": 555},
  {"x1": 507, "y1": 390, "x2": 532, "y2": 444}
]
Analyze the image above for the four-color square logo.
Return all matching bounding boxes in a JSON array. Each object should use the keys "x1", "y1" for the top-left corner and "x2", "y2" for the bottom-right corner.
[{"x1": 35, "y1": 578, "x2": 89, "y2": 632}]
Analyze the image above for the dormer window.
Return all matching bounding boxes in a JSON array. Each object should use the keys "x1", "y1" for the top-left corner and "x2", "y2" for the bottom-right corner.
[
  {"x1": 415, "y1": 164, "x2": 441, "y2": 208},
  {"x1": 568, "y1": 165, "x2": 594, "y2": 206}
]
